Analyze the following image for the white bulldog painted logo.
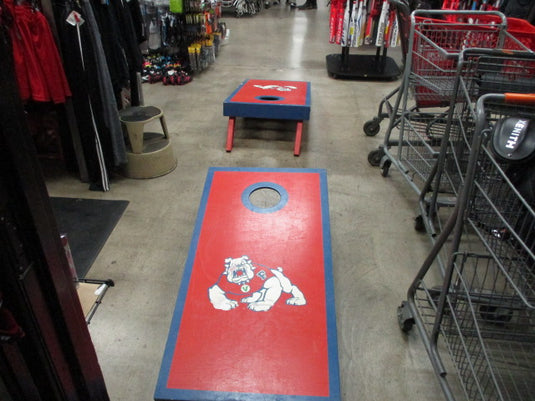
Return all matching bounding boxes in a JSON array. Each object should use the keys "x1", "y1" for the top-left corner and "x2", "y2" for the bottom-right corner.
[
  {"x1": 253, "y1": 85, "x2": 297, "y2": 92},
  {"x1": 208, "y1": 256, "x2": 307, "y2": 312}
]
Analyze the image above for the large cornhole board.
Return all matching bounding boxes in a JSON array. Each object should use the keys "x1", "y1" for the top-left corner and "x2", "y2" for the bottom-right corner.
[
  {"x1": 223, "y1": 79, "x2": 311, "y2": 156},
  {"x1": 154, "y1": 167, "x2": 340, "y2": 401}
]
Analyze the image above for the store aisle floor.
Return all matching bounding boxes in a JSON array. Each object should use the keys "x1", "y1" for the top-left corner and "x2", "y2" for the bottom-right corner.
[{"x1": 45, "y1": 3, "x2": 451, "y2": 401}]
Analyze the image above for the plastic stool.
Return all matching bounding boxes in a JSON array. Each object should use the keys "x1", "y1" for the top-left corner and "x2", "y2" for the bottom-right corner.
[
  {"x1": 119, "y1": 106, "x2": 177, "y2": 179},
  {"x1": 119, "y1": 106, "x2": 169, "y2": 153}
]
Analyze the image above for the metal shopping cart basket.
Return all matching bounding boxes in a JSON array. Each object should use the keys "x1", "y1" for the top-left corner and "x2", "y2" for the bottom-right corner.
[
  {"x1": 367, "y1": 10, "x2": 509, "y2": 173},
  {"x1": 365, "y1": 10, "x2": 503, "y2": 138},
  {"x1": 365, "y1": 14, "x2": 535, "y2": 137},
  {"x1": 397, "y1": 92, "x2": 535, "y2": 401},
  {"x1": 416, "y1": 49, "x2": 535, "y2": 239},
  {"x1": 367, "y1": 10, "x2": 534, "y2": 233}
]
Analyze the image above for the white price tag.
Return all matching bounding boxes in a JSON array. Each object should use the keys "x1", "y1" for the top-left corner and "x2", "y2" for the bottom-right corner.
[{"x1": 66, "y1": 10, "x2": 84, "y2": 26}]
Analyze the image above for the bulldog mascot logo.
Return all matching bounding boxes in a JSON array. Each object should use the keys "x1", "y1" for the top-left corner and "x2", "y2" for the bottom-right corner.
[{"x1": 208, "y1": 256, "x2": 307, "y2": 312}]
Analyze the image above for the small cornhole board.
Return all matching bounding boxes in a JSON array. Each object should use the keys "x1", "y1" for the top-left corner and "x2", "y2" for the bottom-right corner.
[
  {"x1": 223, "y1": 80, "x2": 311, "y2": 156},
  {"x1": 154, "y1": 167, "x2": 340, "y2": 401}
]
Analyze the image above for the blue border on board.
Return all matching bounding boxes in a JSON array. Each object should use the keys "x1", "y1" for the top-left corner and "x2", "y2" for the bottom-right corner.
[
  {"x1": 154, "y1": 167, "x2": 340, "y2": 401},
  {"x1": 223, "y1": 102, "x2": 310, "y2": 121}
]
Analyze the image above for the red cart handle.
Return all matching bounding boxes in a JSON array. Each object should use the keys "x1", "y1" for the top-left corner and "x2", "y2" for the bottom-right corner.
[{"x1": 504, "y1": 93, "x2": 535, "y2": 104}]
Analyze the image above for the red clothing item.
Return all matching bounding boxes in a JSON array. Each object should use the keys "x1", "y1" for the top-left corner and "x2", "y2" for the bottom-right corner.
[{"x1": 7, "y1": 0, "x2": 71, "y2": 103}]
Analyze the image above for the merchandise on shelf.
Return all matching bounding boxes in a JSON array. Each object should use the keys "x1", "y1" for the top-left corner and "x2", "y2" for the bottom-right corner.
[
  {"x1": 330, "y1": 0, "x2": 400, "y2": 48},
  {"x1": 140, "y1": 0, "x2": 223, "y2": 73},
  {"x1": 221, "y1": 0, "x2": 263, "y2": 18},
  {"x1": 142, "y1": 53, "x2": 193, "y2": 85}
]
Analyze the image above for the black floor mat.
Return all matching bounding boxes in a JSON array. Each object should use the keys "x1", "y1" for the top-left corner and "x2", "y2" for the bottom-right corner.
[{"x1": 50, "y1": 197, "x2": 129, "y2": 278}]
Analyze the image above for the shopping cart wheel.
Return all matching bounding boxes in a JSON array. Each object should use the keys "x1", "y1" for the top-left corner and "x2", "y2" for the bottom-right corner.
[
  {"x1": 397, "y1": 301, "x2": 414, "y2": 333},
  {"x1": 414, "y1": 215, "x2": 425, "y2": 232},
  {"x1": 363, "y1": 118, "x2": 380, "y2": 137},
  {"x1": 381, "y1": 160, "x2": 391, "y2": 177},
  {"x1": 367, "y1": 148, "x2": 384, "y2": 167}
]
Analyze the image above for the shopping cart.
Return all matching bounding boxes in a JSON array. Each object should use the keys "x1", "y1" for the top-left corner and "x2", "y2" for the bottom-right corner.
[
  {"x1": 363, "y1": 0, "x2": 412, "y2": 137},
  {"x1": 444, "y1": 14, "x2": 535, "y2": 53},
  {"x1": 365, "y1": 14, "x2": 535, "y2": 137},
  {"x1": 366, "y1": 10, "x2": 534, "y2": 234},
  {"x1": 397, "y1": 92, "x2": 535, "y2": 401},
  {"x1": 416, "y1": 49, "x2": 535, "y2": 238}
]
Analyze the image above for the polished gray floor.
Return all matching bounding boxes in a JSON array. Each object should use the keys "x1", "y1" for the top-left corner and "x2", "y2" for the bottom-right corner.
[{"x1": 45, "y1": 3, "x2": 451, "y2": 400}]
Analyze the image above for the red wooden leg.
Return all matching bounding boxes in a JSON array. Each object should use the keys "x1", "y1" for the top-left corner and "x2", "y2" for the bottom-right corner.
[
  {"x1": 226, "y1": 117, "x2": 236, "y2": 152},
  {"x1": 294, "y1": 121, "x2": 303, "y2": 156}
]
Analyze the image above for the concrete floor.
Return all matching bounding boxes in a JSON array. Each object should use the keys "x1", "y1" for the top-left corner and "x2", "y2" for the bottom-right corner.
[{"x1": 44, "y1": 3, "x2": 453, "y2": 401}]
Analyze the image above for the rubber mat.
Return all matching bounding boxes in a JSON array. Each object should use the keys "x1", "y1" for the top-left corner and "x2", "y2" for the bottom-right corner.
[
  {"x1": 155, "y1": 167, "x2": 340, "y2": 401},
  {"x1": 50, "y1": 197, "x2": 129, "y2": 278}
]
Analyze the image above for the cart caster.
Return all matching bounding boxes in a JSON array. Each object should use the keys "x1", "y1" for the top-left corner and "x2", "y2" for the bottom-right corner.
[
  {"x1": 367, "y1": 148, "x2": 384, "y2": 167},
  {"x1": 397, "y1": 301, "x2": 414, "y2": 333},
  {"x1": 381, "y1": 159, "x2": 391, "y2": 177},
  {"x1": 414, "y1": 215, "x2": 425, "y2": 232},
  {"x1": 363, "y1": 118, "x2": 381, "y2": 137}
]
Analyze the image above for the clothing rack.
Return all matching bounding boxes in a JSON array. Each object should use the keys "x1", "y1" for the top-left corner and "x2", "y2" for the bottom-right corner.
[
  {"x1": 326, "y1": 45, "x2": 400, "y2": 79},
  {"x1": 326, "y1": 0, "x2": 403, "y2": 80}
]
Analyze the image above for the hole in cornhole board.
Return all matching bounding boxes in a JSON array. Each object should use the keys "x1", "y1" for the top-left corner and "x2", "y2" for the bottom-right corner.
[
  {"x1": 241, "y1": 182, "x2": 289, "y2": 213},
  {"x1": 248, "y1": 187, "x2": 281, "y2": 209},
  {"x1": 256, "y1": 95, "x2": 284, "y2": 102}
]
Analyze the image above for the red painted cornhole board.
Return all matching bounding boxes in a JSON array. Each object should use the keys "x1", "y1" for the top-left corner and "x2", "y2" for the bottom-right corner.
[
  {"x1": 154, "y1": 167, "x2": 340, "y2": 401},
  {"x1": 223, "y1": 80, "x2": 311, "y2": 156}
]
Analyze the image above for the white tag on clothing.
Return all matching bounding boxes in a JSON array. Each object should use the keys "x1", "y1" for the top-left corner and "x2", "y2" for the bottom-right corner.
[{"x1": 66, "y1": 11, "x2": 85, "y2": 26}]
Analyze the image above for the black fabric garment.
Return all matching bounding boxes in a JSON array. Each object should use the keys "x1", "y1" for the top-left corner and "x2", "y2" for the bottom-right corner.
[
  {"x1": 127, "y1": 0, "x2": 146, "y2": 43},
  {"x1": 81, "y1": 0, "x2": 126, "y2": 168},
  {"x1": 91, "y1": 0, "x2": 130, "y2": 101},
  {"x1": 52, "y1": 0, "x2": 112, "y2": 190},
  {"x1": 49, "y1": 0, "x2": 147, "y2": 189},
  {"x1": 409, "y1": 0, "x2": 441, "y2": 11},
  {"x1": 109, "y1": 0, "x2": 144, "y2": 106},
  {"x1": 112, "y1": 0, "x2": 143, "y2": 70},
  {"x1": 53, "y1": 0, "x2": 141, "y2": 179},
  {"x1": 90, "y1": 0, "x2": 143, "y2": 106},
  {"x1": 501, "y1": 0, "x2": 535, "y2": 23}
]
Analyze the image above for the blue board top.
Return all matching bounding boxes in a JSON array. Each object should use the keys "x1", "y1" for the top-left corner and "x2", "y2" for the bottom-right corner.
[{"x1": 223, "y1": 80, "x2": 311, "y2": 120}]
